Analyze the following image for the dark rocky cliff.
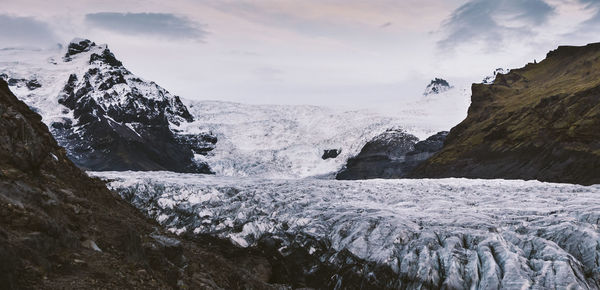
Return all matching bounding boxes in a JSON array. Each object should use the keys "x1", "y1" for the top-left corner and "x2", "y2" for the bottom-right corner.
[
  {"x1": 336, "y1": 129, "x2": 447, "y2": 180},
  {"x1": 0, "y1": 79, "x2": 273, "y2": 289},
  {"x1": 411, "y1": 43, "x2": 600, "y2": 185}
]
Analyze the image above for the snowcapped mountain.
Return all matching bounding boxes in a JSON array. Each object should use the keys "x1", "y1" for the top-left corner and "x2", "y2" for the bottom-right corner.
[
  {"x1": 0, "y1": 39, "x2": 215, "y2": 173},
  {"x1": 423, "y1": 78, "x2": 452, "y2": 95}
]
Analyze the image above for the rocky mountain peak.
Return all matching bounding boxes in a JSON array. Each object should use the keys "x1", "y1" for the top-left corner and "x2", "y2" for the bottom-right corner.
[
  {"x1": 64, "y1": 38, "x2": 97, "y2": 60},
  {"x1": 423, "y1": 78, "x2": 452, "y2": 95},
  {"x1": 89, "y1": 47, "x2": 123, "y2": 67},
  {"x1": 1, "y1": 38, "x2": 216, "y2": 173},
  {"x1": 64, "y1": 38, "x2": 123, "y2": 67}
]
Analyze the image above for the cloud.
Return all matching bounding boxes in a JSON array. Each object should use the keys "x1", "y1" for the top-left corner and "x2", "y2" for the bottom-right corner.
[
  {"x1": 0, "y1": 14, "x2": 59, "y2": 47},
  {"x1": 437, "y1": 0, "x2": 554, "y2": 51},
  {"x1": 254, "y1": 66, "x2": 285, "y2": 82},
  {"x1": 380, "y1": 22, "x2": 392, "y2": 28},
  {"x1": 578, "y1": 0, "x2": 600, "y2": 26},
  {"x1": 85, "y1": 12, "x2": 207, "y2": 40}
]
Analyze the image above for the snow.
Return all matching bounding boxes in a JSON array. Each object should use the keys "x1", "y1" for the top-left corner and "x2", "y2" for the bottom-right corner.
[
  {"x1": 92, "y1": 171, "x2": 600, "y2": 288},
  {"x1": 0, "y1": 45, "x2": 78, "y2": 127}
]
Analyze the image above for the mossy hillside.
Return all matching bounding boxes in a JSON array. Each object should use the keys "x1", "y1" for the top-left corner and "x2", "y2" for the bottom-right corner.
[{"x1": 412, "y1": 43, "x2": 600, "y2": 185}]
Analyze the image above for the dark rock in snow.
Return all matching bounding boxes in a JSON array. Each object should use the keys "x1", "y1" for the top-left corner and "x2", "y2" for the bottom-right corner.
[
  {"x1": 321, "y1": 149, "x2": 341, "y2": 159},
  {"x1": 336, "y1": 129, "x2": 448, "y2": 180},
  {"x1": 176, "y1": 133, "x2": 217, "y2": 155},
  {"x1": 64, "y1": 38, "x2": 96, "y2": 60},
  {"x1": 89, "y1": 48, "x2": 123, "y2": 67},
  {"x1": 3, "y1": 77, "x2": 42, "y2": 90},
  {"x1": 336, "y1": 129, "x2": 417, "y2": 179}
]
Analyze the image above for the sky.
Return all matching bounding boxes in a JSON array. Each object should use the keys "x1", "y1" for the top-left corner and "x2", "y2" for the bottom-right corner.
[{"x1": 1, "y1": 0, "x2": 600, "y2": 111}]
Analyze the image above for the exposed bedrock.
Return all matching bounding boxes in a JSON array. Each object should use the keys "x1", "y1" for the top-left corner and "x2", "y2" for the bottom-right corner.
[{"x1": 336, "y1": 129, "x2": 448, "y2": 180}]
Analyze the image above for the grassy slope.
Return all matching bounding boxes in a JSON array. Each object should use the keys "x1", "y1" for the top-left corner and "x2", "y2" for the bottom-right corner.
[{"x1": 412, "y1": 43, "x2": 600, "y2": 185}]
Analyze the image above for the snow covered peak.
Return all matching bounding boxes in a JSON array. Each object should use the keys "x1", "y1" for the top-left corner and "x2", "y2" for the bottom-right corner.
[
  {"x1": 63, "y1": 38, "x2": 122, "y2": 68},
  {"x1": 0, "y1": 38, "x2": 213, "y2": 173},
  {"x1": 423, "y1": 78, "x2": 452, "y2": 96},
  {"x1": 482, "y1": 68, "x2": 510, "y2": 84}
]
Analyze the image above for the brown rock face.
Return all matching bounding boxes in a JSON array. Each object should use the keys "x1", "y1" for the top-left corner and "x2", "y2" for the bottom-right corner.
[
  {"x1": 411, "y1": 43, "x2": 600, "y2": 185},
  {"x1": 0, "y1": 79, "x2": 274, "y2": 289}
]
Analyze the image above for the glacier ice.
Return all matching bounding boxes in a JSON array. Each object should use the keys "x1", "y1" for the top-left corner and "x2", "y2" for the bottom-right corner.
[
  {"x1": 178, "y1": 93, "x2": 470, "y2": 179},
  {"x1": 92, "y1": 171, "x2": 600, "y2": 289}
]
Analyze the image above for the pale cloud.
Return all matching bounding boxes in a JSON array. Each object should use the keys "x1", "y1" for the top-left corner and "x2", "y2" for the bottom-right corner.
[
  {"x1": 1, "y1": 1, "x2": 600, "y2": 112},
  {"x1": 578, "y1": 0, "x2": 600, "y2": 26},
  {"x1": 85, "y1": 12, "x2": 207, "y2": 40},
  {"x1": 0, "y1": 14, "x2": 59, "y2": 47},
  {"x1": 437, "y1": 0, "x2": 555, "y2": 51}
]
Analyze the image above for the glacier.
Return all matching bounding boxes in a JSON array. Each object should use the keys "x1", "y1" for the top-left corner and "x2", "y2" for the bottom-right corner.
[
  {"x1": 177, "y1": 87, "x2": 470, "y2": 179},
  {"x1": 92, "y1": 171, "x2": 600, "y2": 289}
]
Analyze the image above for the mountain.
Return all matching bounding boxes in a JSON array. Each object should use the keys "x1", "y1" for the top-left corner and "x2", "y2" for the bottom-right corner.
[
  {"x1": 0, "y1": 39, "x2": 472, "y2": 179},
  {"x1": 411, "y1": 43, "x2": 600, "y2": 185},
  {"x1": 423, "y1": 78, "x2": 452, "y2": 96},
  {"x1": 0, "y1": 39, "x2": 216, "y2": 173},
  {"x1": 0, "y1": 79, "x2": 274, "y2": 289},
  {"x1": 336, "y1": 129, "x2": 447, "y2": 179}
]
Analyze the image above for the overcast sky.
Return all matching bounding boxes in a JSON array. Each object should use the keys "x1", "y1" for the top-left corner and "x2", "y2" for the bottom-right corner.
[{"x1": 1, "y1": 0, "x2": 600, "y2": 111}]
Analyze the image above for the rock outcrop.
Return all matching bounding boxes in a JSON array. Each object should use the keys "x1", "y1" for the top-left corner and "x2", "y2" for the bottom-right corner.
[
  {"x1": 423, "y1": 78, "x2": 452, "y2": 95},
  {"x1": 322, "y1": 149, "x2": 341, "y2": 159},
  {"x1": 336, "y1": 129, "x2": 447, "y2": 180},
  {"x1": 412, "y1": 43, "x2": 600, "y2": 185},
  {"x1": 0, "y1": 79, "x2": 274, "y2": 289}
]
